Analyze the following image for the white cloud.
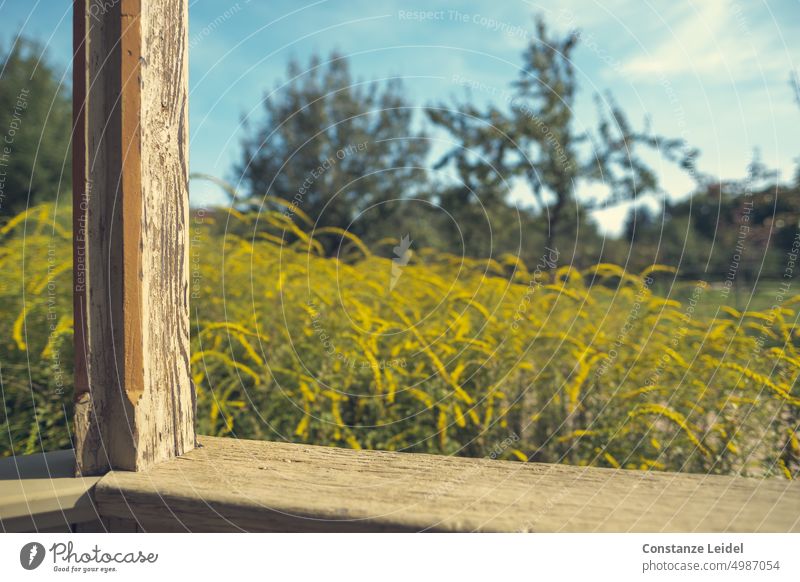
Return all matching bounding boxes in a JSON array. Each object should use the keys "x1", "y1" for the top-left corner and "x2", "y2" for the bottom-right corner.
[{"x1": 620, "y1": 0, "x2": 796, "y2": 81}]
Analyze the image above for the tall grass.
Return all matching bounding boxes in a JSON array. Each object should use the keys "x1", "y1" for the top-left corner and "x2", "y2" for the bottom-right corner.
[{"x1": 2, "y1": 203, "x2": 798, "y2": 478}]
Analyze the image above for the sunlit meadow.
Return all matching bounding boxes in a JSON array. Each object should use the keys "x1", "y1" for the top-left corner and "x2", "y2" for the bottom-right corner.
[{"x1": 2, "y1": 201, "x2": 798, "y2": 479}]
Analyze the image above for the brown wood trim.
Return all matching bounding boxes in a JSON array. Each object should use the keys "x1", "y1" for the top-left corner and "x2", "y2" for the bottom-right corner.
[
  {"x1": 72, "y1": 0, "x2": 89, "y2": 399},
  {"x1": 119, "y1": 0, "x2": 144, "y2": 406}
]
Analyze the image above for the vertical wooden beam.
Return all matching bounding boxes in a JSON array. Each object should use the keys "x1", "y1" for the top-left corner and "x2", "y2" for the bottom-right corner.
[
  {"x1": 72, "y1": 0, "x2": 89, "y2": 414},
  {"x1": 73, "y1": 0, "x2": 194, "y2": 474}
]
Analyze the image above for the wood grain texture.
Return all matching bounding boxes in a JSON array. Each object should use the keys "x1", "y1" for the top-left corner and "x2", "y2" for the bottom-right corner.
[
  {"x1": 73, "y1": 0, "x2": 194, "y2": 474},
  {"x1": 93, "y1": 436, "x2": 800, "y2": 532},
  {"x1": 137, "y1": 0, "x2": 195, "y2": 468}
]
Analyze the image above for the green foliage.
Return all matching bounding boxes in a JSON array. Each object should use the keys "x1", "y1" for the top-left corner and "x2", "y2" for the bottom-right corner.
[
  {"x1": 0, "y1": 204, "x2": 73, "y2": 456},
  {"x1": 0, "y1": 37, "x2": 71, "y2": 217},
  {"x1": 235, "y1": 52, "x2": 429, "y2": 250},
  {"x1": 428, "y1": 16, "x2": 695, "y2": 254},
  {"x1": 620, "y1": 180, "x2": 800, "y2": 280}
]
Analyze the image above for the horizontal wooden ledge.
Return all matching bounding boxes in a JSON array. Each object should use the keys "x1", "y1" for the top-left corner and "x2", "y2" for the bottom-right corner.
[
  {"x1": 94, "y1": 436, "x2": 800, "y2": 532},
  {"x1": 0, "y1": 450, "x2": 101, "y2": 532}
]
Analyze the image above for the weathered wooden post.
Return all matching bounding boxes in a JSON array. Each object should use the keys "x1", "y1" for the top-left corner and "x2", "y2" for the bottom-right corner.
[{"x1": 72, "y1": 0, "x2": 194, "y2": 474}]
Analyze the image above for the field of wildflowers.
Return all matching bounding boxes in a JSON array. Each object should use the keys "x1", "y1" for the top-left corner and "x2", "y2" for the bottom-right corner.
[{"x1": 2, "y1": 202, "x2": 798, "y2": 478}]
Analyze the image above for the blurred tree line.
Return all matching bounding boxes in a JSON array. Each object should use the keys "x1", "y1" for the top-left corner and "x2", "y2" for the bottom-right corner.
[
  {"x1": 2, "y1": 16, "x2": 799, "y2": 281},
  {"x1": 231, "y1": 16, "x2": 799, "y2": 281},
  {"x1": 622, "y1": 158, "x2": 800, "y2": 283},
  {"x1": 0, "y1": 37, "x2": 71, "y2": 217}
]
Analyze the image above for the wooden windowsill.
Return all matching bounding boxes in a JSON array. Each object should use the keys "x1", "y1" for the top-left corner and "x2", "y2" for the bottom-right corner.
[
  {"x1": 3, "y1": 437, "x2": 797, "y2": 532},
  {"x1": 91, "y1": 436, "x2": 800, "y2": 532}
]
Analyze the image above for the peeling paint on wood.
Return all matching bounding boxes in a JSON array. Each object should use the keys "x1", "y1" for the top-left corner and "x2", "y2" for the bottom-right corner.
[{"x1": 73, "y1": 0, "x2": 194, "y2": 474}]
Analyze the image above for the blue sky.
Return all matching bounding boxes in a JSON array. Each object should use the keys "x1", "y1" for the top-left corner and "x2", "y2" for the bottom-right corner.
[{"x1": 1, "y1": 0, "x2": 798, "y2": 235}]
